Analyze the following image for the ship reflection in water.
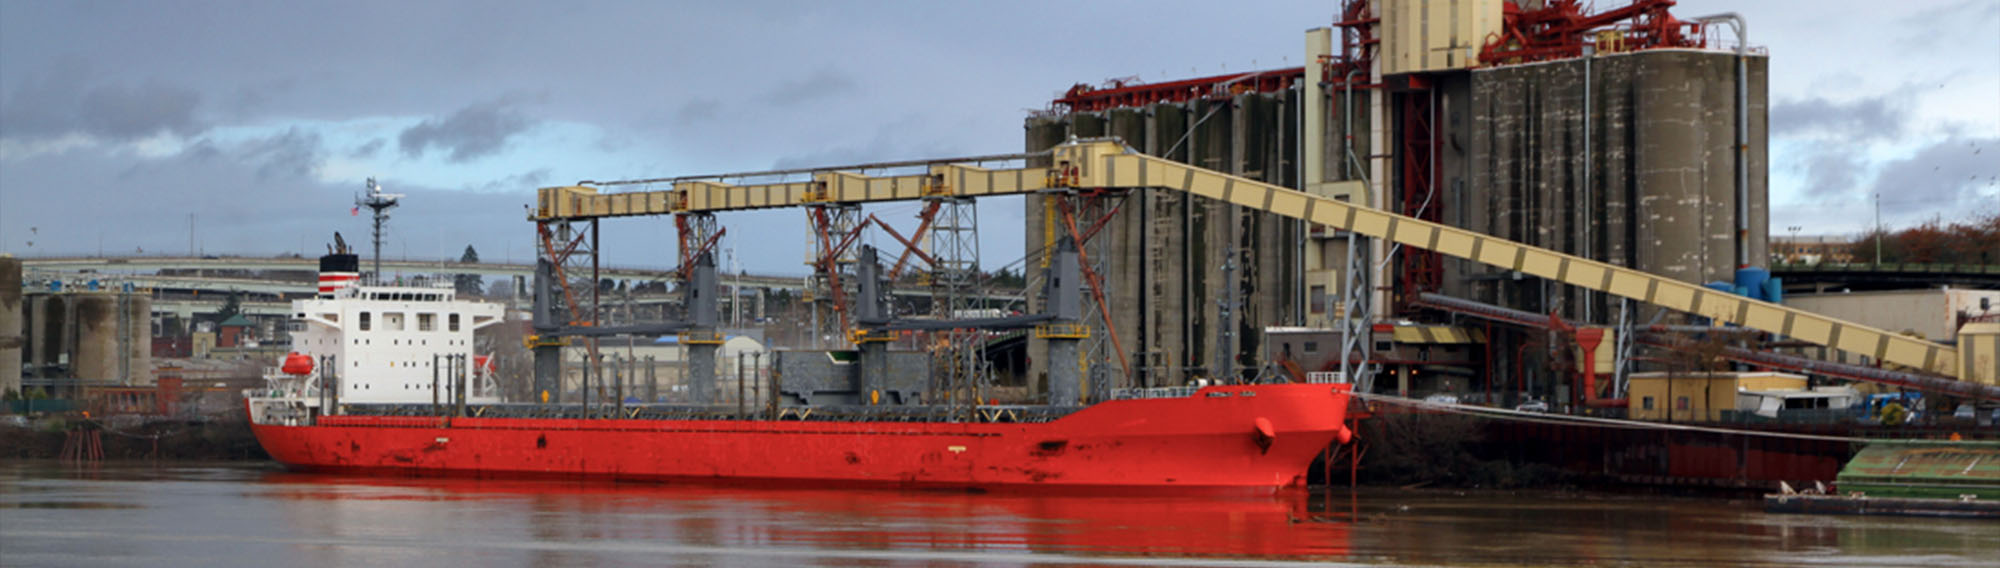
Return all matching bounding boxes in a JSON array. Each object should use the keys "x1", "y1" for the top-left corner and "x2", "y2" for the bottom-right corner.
[{"x1": 4, "y1": 462, "x2": 1998, "y2": 567}]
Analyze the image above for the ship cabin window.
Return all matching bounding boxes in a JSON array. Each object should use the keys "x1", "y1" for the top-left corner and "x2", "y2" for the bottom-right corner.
[
  {"x1": 384, "y1": 312, "x2": 406, "y2": 331},
  {"x1": 1304, "y1": 341, "x2": 1319, "y2": 354},
  {"x1": 287, "y1": 321, "x2": 306, "y2": 332},
  {"x1": 418, "y1": 313, "x2": 436, "y2": 332},
  {"x1": 449, "y1": 314, "x2": 461, "y2": 332},
  {"x1": 358, "y1": 312, "x2": 371, "y2": 331}
]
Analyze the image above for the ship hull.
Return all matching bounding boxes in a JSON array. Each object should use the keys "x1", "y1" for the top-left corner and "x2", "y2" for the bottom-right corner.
[{"x1": 251, "y1": 384, "x2": 1351, "y2": 493}]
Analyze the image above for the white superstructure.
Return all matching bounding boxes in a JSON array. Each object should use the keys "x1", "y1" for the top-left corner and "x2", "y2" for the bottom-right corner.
[
  {"x1": 249, "y1": 252, "x2": 506, "y2": 426},
  {"x1": 291, "y1": 281, "x2": 504, "y2": 404}
]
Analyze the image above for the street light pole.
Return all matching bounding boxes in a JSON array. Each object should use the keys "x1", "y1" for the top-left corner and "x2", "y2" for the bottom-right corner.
[{"x1": 1785, "y1": 225, "x2": 1801, "y2": 264}]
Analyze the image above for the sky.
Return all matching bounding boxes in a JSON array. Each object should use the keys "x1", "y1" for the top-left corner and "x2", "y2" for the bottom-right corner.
[{"x1": 2, "y1": 0, "x2": 1995, "y2": 275}]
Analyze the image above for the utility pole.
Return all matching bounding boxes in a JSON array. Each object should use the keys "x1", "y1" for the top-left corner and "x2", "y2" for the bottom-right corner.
[
  {"x1": 1873, "y1": 193, "x2": 1882, "y2": 265},
  {"x1": 357, "y1": 178, "x2": 404, "y2": 281}
]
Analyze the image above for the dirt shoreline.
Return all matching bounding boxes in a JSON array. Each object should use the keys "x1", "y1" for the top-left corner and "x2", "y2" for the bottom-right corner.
[{"x1": 0, "y1": 418, "x2": 267, "y2": 461}]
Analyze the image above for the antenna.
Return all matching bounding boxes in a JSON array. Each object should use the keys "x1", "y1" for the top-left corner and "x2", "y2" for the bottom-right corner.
[{"x1": 356, "y1": 177, "x2": 405, "y2": 281}]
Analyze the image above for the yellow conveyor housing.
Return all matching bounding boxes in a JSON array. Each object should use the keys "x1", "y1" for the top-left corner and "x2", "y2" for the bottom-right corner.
[{"x1": 532, "y1": 140, "x2": 1961, "y2": 380}]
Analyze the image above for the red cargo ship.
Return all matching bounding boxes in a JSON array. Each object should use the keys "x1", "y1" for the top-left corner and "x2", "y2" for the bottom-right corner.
[
  {"x1": 247, "y1": 253, "x2": 1354, "y2": 493},
  {"x1": 251, "y1": 382, "x2": 1351, "y2": 492}
]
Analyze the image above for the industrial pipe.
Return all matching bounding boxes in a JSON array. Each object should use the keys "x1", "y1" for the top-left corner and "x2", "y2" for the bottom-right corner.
[
  {"x1": 1418, "y1": 291, "x2": 2000, "y2": 403},
  {"x1": 1635, "y1": 333, "x2": 2000, "y2": 403},
  {"x1": 1693, "y1": 13, "x2": 1750, "y2": 269}
]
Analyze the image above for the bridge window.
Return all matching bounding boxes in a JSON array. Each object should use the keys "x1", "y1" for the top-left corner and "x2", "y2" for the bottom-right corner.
[
  {"x1": 418, "y1": 313, "x2": 436, "y2": 332},
  {"x1": 358, "y1": 312, "x2": 371, "y2": 331},
  {"x1": 449, "y1": 314, "x2": 460, "y2": 332}
]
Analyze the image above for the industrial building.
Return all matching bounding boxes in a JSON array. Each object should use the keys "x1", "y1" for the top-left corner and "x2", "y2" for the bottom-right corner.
[
  {"x1": 516, "y1": 0, "x2": 1992, "y2": 418},
  {"x1": 0, "y1": 254, "x2": 153, "y2": 399},
  {"x1": 1022, "y1": 0, "x2": 1768, "y2": 402}
]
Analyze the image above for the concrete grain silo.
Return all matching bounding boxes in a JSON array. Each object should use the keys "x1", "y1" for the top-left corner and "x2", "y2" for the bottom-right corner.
[
  {"x1": 74, "y1": 293, "x2": 120, "y2": 383},
  {"x1": 0, "y1": 257, "x2": 20, "y2": 396}
]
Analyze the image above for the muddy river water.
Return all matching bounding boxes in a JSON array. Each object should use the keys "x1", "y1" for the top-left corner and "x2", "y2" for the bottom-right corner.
[{"x1": 1, "y1": 461, "x2": 1993, "y2": 567}]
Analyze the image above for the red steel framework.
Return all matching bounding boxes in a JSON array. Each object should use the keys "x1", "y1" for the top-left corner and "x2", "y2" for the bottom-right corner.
[
  {"x1": 1479, "y1": 0, "x2": 1704, "y2": 66},
  {"x1": 1395, "y1": 80, "x2": 1442, "y2": 315},
  {"x1": 1050, "y1": 69, "x2": 1302, "y2": 114},
  {"x1": 1054, "y1": 190, "x2": 1134, "y2": 379},
  {"x1": 1046, "y1": 0, "x2": 1383, "y2": 114},
  {"x1": 1325, "y1": 0, "x2": 1378, "y2": 86}
]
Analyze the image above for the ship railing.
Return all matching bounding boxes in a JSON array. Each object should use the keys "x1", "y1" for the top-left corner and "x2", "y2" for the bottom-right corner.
[
  {"x1": 1033, "y1": 323, "x2": 1090, "y2": 339},
  {"x1": 1305, "y1": 371, "x2": 1348, "y2": 384},
  {"x1": 1110, "y1": 386, "x2": 1198, "y2": 400},
  {"x1": 332, "y1": 402, "x2": 1080, "y2": 424}
]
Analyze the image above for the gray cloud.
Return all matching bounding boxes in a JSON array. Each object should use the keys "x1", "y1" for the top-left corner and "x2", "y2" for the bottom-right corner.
[
  {"x1": 349, "y1": 138, "x2": 386, "y2": 158},
  {"x1": 0, "y1": 143, "x2": 534, "y2": 261},
  {"x1": 768, "y1": 118, "x2": 950, "y2": 170},
  {"x1": 1796, "y1": 146, "x2": 1865, "y2": 198},
  {"x1": 238, "y1": 127, "x2": 326, "y2": 180},
  {"x1": 760, "y1": 69, "x2": 857, "y2": 106},
  {"x1": 398, "y1": 101, "x2": 535, "y2": 163},
  {"x1": 674, "y1": 98, "x2": 722, "y2": 126},
  {"x1": 1770, "y1": 95, "x2": 1905, "y2": 142},
  {"x1": 1868, "y1": 135, "x2": 1999, "y2": 216},
  {"x1": 472, "y1": 168, "x2": 552, "y2": 192},
  {"x1": 179, "y1": 139, "x2": 223, "y2": 163},
  {"x1": 2, "y1": 0, "x2": 1988, "y2": 273},
  {"x1": 1894, "y1": 1, "x2": 2000, "y2": 49},
  {"x1": 0, "y1": 63, "x2": 206, "y2": 142}
]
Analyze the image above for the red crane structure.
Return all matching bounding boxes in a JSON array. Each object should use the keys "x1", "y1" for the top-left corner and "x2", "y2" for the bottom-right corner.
[{"x1": 1479, "y1": 0, "x2": 1705, "y2": 66}]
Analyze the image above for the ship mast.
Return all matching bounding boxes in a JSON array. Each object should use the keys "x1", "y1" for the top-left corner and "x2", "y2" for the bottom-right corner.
[{"x1": 356, "y1": 177, "x2": 403, "y2": 282}]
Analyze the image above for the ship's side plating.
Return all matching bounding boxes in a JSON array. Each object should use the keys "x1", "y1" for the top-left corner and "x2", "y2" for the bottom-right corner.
[{"x1": 250, "y1": 383, "x2": 1351, "y2": 492}]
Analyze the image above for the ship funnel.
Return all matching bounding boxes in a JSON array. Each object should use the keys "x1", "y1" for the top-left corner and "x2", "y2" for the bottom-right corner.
[{"x1": 318, "y1": 253, "x2": 361, "y2": 297}]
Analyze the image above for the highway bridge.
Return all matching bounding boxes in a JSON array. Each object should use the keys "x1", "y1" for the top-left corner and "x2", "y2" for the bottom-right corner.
[
  {"x1": 1772, "y1": 262, "x2": 2000, "y2": 293},
  {"x1": 27, "y1": 255, "x2": 699, "y2": 283},
  {"x1": 15, "y1": 255, "x2": 1026, "y2": 320}
]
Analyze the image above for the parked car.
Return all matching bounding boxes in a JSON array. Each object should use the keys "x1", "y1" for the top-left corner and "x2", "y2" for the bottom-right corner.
[
  {"x1": 1952, "y1": 404, "x2": 1997, "y2": 423},
  {"x1": 1422, "y1": 393, "x2": 1460, "y2": 406},
  {"x1": 1515, "y1": 400, "x2": 1550, "y2": 413}
]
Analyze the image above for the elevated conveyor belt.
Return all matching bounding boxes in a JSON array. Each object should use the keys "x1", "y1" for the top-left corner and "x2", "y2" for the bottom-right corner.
[{"x1": 533, "y1": 140, "x2": 1963, "y2": 380}]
